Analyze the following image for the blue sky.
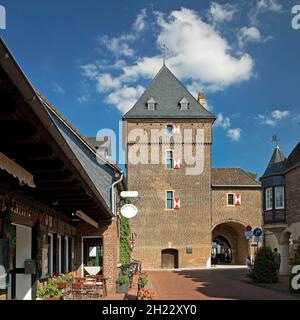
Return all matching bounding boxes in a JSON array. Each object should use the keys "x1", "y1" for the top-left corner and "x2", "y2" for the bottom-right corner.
[{"x1": 0, "y1": 0, "x2": 299, "y2": 177}]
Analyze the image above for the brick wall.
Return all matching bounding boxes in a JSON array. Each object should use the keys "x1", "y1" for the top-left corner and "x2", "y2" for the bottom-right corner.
[
  {"x1": 286, "y1": 166, "x2": 300, "y2": 225},
  {"x1": 212, "y1": 188, "x2": 262, "y2": 263},
  {"x1": 126, "y1": 120, "x2": 213, "y2": 268},
  {"x1": 212, "y1": 188, "x2": 262, "y2": 228}
]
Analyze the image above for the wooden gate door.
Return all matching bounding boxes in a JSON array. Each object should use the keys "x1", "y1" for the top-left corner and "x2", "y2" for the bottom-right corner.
[{"x1": 161, "y1": 249, "x2": 178, "y2": 269}]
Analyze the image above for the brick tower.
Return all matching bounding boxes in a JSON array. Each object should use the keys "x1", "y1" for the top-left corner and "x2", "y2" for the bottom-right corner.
[{"x1": 123, "y1": 65, "x2": 216, "y2": 269}]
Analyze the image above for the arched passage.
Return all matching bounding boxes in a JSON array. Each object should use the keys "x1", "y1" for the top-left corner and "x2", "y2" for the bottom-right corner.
[
  {"x1": 161, "y1": 249, "x2": 179, "y2": 269},
  {"x1": 212, "y1": 221, "x2": 249, "y2": 265},
  {"x1": 279, "y1": 231, "x2": 293, "y2": 275}
]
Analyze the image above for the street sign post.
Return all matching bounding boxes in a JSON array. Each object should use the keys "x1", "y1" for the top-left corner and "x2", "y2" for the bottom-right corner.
[
  {"x1": 120, "y1": 191, "x2": 139, "y2": 198},
  {"x1": 253, "y1": 228, "x2": 262, "y2": 237},
  {"x1": 245, "y1": 231, "x2": 253, "y2": 240},
  {"x1": 120, "y1": 204, "x2": 138, "y2": 219}
]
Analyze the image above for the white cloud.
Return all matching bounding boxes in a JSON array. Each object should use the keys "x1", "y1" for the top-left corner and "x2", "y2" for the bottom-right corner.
[
  {"x1": 133, "y1": 8, "x2": 147, "y2": 32},
  {"x1": 238, "y1": 26, "x2": 262, "y2": 47},
  {"x1": 249, "y1": 0, "x2": 282, "y2": 25},
  {"x1": 100, "y1": 34, "x2": 135, "y2": 57},
  {"x1": 81, "y1": 64, "x2": 99, "y2": 80},
  {"x1": 214, "y1": 113, "x2": 231, "y2": 129},
  {"x1": 208, "y1": 2, "x2": 237, "y2": 23},
  {"x1": 99, "y1": 8, "x2": 147, "y2": 58},
  {"x1": 82, "y1": 7, "x2": 258, "y2": 113},
  {"x1": 259, "y1": 109, "x2": 290, "y2": 126},
  {"x1": 97, "y1": 73, "x2": 121, "y2": 92},
  {"x1": 106, "y1": 85, "x2": 145, "y2": 113},
  {"x1": 52, "y1": 82, "x2": 65, "y2": 94},
  {"x1": 227, "y1": 128, "x2": 241, "y2": 141}
]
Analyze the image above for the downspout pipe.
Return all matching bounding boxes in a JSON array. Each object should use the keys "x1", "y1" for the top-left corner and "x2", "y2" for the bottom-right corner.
[{"x1": 111, "y1": 171, "x2": 124, "y2": 216}]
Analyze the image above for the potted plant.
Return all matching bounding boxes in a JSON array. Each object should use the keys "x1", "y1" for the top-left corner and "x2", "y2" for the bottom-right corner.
[
  {"x1": 138, "y1": 288, "x2": 158, "y2": 300},
  {"x1": 36, "y1": 279, "x2": 63, "y2": 300},
  {"x1": 116, "y1": 274, "x2": 130, "y2": 294},
  {"x1": 138, "y1": 273, "x2": 148, "y2": 291}
]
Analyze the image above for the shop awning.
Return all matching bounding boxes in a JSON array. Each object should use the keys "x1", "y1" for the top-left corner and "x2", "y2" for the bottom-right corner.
[{"x1": 0, "y1": 152, "x2": 36, "y2": 188}]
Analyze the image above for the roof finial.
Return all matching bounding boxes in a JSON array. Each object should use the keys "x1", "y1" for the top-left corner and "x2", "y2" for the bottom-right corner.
[
  {"x1": 272, "y1": 134, "x2": 280, "y2": 148},
  {"x1": 160, "y1": 43, "x2": 167, "y2": 65}
]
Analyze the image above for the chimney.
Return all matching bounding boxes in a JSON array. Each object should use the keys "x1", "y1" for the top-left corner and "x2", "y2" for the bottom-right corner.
[{"x1": 198, "y1": 90, "x2": 207, "y2": 108}]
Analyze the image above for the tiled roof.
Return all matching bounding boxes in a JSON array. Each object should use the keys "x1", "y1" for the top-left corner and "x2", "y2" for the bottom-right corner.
[
  {"x1": 212, "y1": 168, "x2": 261, "y2": 186},
  {"x1": 123, "y1": 65, "x2": 216, "y2": 120},
  {"x1": 262, "y1": 146, "x2": 286, "y2": 178},
  {"x1": 284, "y1": 142, "x2": 300, "y2": 172}
]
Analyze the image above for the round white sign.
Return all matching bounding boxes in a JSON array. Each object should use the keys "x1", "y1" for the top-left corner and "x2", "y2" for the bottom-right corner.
[{"x1": 120, "y1": 204, "x2": 138, "y2": 219}]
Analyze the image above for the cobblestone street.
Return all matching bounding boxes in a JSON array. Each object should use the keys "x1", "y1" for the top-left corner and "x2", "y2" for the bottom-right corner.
[{"x1": 148, "y1": 267, "x2": 299, "y2": 300}]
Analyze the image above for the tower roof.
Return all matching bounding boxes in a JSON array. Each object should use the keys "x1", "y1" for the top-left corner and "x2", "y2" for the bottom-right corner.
[
  {"x1": 123, "y1": 65, "x2": 216, "y2": 120},
  {"x1": 284, "y1": 142, "x2": 300, "y2": 173},
  {"x1": 262, "y1": 146, "x2": 286, "y2": 178}
]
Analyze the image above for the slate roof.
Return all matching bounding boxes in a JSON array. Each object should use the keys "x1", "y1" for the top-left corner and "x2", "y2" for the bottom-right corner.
[
  {"x1": 212, "y1": 168, "x2": 261, "y2": 187},
  {"x1": 262, "y1": 146, "x2": 286, "y2": 178},
  {"x1": 284, "y1": 142, "x2": 300, "y2": 173},
  {"x1": 123, "y1": 65, "x2": 216, "y2": 120}
]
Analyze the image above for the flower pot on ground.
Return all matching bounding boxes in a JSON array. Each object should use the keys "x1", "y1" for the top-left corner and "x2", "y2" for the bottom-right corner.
[
  {"x1": 138, "y1": 288, "x2": 158, "y2": 300},
  {"x1": 116, "y1": 274, "x2": 130, "y2": 294},
  {"x1": 138, "y1": 273, "x2": 148, "y2": 291},
  {"x1": 36, "y1": 280, "x2": 63, "y2": 300}
]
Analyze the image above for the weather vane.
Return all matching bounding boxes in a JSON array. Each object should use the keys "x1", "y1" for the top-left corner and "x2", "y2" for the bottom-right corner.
[
  {"x1": 272, "y1": 134, "x2": 280, "y2": 147},
  {"x1": 160, "y1": 43, "x2": 167, "y2": 65}
]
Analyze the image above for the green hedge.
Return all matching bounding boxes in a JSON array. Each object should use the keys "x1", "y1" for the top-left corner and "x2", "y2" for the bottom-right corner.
[
  {"x1": 119, "y1": 214, "x2": 131, "y2": 265},
  {"x1": 253, "y1": 247, "x2": 279, "y2": 283}
]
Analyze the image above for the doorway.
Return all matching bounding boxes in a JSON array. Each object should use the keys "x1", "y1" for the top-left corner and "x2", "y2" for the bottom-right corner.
[
  {"x1": 82, "y1": 237, "x2": 103, "y2": 276},
  {"x1": 212, "y1": 235, "x2": 232, "y2": 265},
  {"x1": 161, "y1": 249, "x2": 179, "y2": 269},
  {"x1": 9, "y1": 224, "x2": 32, "y2": 300}
]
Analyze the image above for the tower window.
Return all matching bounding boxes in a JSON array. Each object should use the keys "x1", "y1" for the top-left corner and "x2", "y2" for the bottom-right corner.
[
  {"x1": 146, "y1": 97, "x2": 156, "y2": 110},
  {"x1": 166, "y1": 124, "x2": 173, "y2": 135},
  {"x1": 265, "y1": 187, "x2": 273, "y2": 211},
  {"x1": 166, "y1": 191, "x2": 174, "y2": 209},
  {"x1": 179, "y1": 97, "x2": 189, "y2": 110},
  {"x1": 166, "y1": 150, "x2": 174, "y2": 169},
  {"x1": 275, "y1": 186, "x2": 285, "y2": 209},
  {"x1": 227, "y1": 194, "x2": 235, "y2": 206}
]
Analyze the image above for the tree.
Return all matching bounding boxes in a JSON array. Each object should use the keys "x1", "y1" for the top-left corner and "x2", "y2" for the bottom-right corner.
[
  {"x1": 253, "y1": 247, "x2": 279, "y2": 283},
  {"x1": 247, "y1": 171, "x2": 258, "y2": 180}
]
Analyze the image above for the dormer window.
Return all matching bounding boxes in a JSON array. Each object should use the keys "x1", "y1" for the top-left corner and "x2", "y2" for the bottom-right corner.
[
  {"x1": 179, "y1": 97, "x2": 189, "y2": 110},
  {"x1": 146, "y1": 97, "x2": 156, "y2": 111}
]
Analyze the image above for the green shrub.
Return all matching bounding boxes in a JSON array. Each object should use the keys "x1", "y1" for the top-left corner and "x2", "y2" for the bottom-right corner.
[
  {"x1": 116, "y1": 274, "x2": 130, "y2": 286},
  {"x1": 37, "y1": 280, "x2": 63, "y2": 299},
  {"x1": 119, "y1": 213, "x2": 131, "y2": 265},
  {"x1": 252, "y1": 247, "x2": 279, "y2": 283},
  {"x1": 138, "y1": 273, "x2": 149, "y2": 287}
]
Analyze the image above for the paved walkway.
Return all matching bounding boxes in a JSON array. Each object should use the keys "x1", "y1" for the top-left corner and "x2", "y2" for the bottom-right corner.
[{"x1": 148, "y1": 267, "x2": 299, "y2": 300}]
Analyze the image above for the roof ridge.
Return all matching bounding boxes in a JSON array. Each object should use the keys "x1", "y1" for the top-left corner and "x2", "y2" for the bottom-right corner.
[
  {"x1": 162, "y1": 65, "x2": 216, "y2": 119},
  {"x1": 37, "y1": 92, "x2": 120, "y2": 172}
]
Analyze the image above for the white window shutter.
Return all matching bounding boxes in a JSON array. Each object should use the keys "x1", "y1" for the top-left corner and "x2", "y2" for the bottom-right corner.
[
  {"x1": 174, "y1": 197, "x2": 180, "y2": 209},
  {"x1": 173, "y1": 123, "x2": 181, "y2": 134},
  {"x1": 173, "y1": 158, "x2": 181, "y2": 169},
  {"x1": 234, "y1": 193, "x2": 241, "y2": 206}
]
